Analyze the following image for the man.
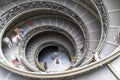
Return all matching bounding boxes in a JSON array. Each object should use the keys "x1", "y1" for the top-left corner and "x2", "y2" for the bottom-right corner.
[
  {"x1": 92, "y1": 51, "x2": 100, "y2": 62},
  {"x1": 11, "y1": 32, "x2": 22, "y2": 46},
  {"x1": 114, "y1": 31, "x2": 120, "y2": 44}
]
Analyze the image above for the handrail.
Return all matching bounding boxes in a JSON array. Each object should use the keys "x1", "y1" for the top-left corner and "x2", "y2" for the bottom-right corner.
[
  {"x1": 0, "y1": 1, "x2": 89, "y2": 67},
  {"x1": 20, "y1": 56, "x2": 40, "y2": 72},
  {"x1": 19, "y1": 26, "x2": 77, "y2": 71},
  {"x1": 0, "y1": 0, "x2": 119, "y2": 78},
  {"x1": 34, "y1": 41, "x2": 72, "y2": 71},
  {"x1": 81, "y1": 0, "x2": 109, "y2": 65},
  {"x1": 0, "y1": 45, "x2": 120, "y2": 78},
  {"x1": 0, "y1": 1, "x2": 88, "y2": 36},
  {"x1": 71, "y1": 0, "x2": 104, "y2": 67},
  {"x1": 92, "y1": 0, "x2": 109, "y2": 52},
  {"x1": 72, "y1": 41, "x2": 88, "y2": 67}
]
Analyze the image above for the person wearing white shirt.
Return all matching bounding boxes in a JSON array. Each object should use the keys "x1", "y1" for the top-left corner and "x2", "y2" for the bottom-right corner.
[
  {"x1": 92, "y1": 51, "x2": 100, "y2": 62},
  {"x1": 3, "y1": 37, "x2": 12, "y2": 48}
]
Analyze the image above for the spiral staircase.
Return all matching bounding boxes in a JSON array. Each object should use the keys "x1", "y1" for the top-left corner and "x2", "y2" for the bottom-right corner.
[{"x1": 0, "y1": 0, "x2": 120, "y2": 80}]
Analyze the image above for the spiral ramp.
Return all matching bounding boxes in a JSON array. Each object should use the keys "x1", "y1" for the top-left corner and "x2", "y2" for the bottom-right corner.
[{"x1": 0, "y1": 0, "x2": 119, "y2": 80}]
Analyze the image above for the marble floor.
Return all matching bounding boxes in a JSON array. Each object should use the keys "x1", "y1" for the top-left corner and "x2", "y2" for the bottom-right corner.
[{"x1": 38, "y1": 46, "x2": 72, "y2": 72}]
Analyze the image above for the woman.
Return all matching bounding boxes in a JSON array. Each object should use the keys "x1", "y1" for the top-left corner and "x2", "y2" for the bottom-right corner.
[{"x1": 10, "y1": 54, "x2": 20, "y2": 67}]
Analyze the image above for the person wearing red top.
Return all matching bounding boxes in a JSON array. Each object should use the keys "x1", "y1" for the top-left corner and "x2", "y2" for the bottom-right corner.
[
  {"x1": 10, "y1": 54, "x2": 20, "y2": 67},
  {"x1": 26, "y1": 20, "x2": 32, "y2": 26}
]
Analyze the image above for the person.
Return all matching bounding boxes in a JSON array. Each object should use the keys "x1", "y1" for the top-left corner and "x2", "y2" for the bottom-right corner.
[
  {"x1": 114, "y1": 31, "x2": 120, "y2": 44},
  {"x1": 14, "y1": 27, "x2": 24, "y2": 38},
  {"x1": 92, "y1": 51, "x2": 100, "y2": 62},
  {"x1": 3, "y1": 37, "x2": 12, "y2": 48},
  {"x1": 80, "y1": 44, "x2": 84, "y2": 53},
  {"x1": 11, "y1": 32, "x2": 22, "y2": 46},
  {"x1": 55, "y1": 58, "x2": 60, "y2": 64},
  {"x1": 10, "y1": 54, "x2": 20, "y2": 67},
  {"x1": 52, "y1": 52, "x2": 59, "y2": 60}
]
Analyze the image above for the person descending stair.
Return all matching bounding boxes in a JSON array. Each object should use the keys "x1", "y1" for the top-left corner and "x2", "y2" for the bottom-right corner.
[
  {"x1": 14, "y1": 27, "x2": 24, "y2": 38},
  {"x1": 80, "y1": 44, "x2": 84, "y2": 53},
  {"x1": 10, "y1": 54, "x2": 20, "y2": 67},
  {"x1": 11, "y1": 31, "x2": 22, "y2": 46},
  {"x1": 3, "y1": 36, "x2": 12, "y2": 48}
]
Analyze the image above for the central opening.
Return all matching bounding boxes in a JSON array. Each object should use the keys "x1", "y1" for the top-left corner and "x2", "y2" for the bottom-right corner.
[
  {"x1": 38, "y1": 45, "x2": 72, "y2": 72},
  {"x1": 25, "y1": 29, "x2": 76, "y2": 72}
]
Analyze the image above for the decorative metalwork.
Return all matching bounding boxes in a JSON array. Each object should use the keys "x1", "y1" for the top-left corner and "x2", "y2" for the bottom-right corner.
[
  {"x1": 1, "y1": 1, "x2": 89, "y2": 68},
  {"x1": 92, "y1": 0, "x2": 108, "y2": 52},
  {"x1": 19, "y1": 26, "x2": 78, "y2": 71},
  {"x1": 93, "y1": 0, "x2": 108, "y2": 34},
  {"x1": 0, "y1": 1, "x2": 88, "y2": 39},
  {"x1": 20, "y1": 26, "x2": 76, "y2": 52}
]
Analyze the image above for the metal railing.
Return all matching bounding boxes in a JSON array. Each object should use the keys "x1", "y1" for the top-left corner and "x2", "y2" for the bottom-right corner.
[
  {"x1": 81, "y1": 0, "x2": 109, "y2": 65},
  {"x1": 0, "y1": 1, "x2": 89, "y2": 68},
  {"x1": 19, "y1": 26, "x2": 77, "y2": 71}
]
